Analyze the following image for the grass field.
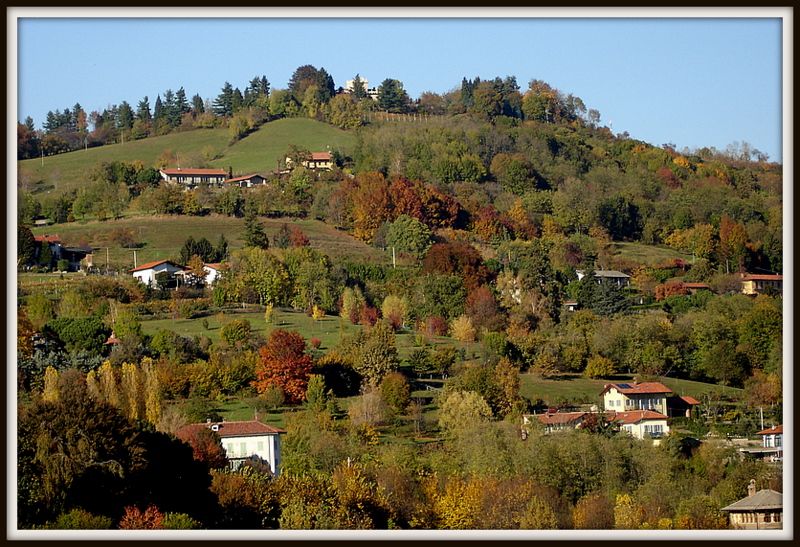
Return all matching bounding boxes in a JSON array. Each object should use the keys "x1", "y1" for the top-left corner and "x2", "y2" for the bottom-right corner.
[
  {"x1": 519, "y1": 371, "x2": 742, "y2": 407},
  {"x1": 611, "y1": 241, "x2": 694, "y2": 268},
  {"x1": 19, "y1": 118, "x2": 356, "y2": 197},
  {"x1": 30, "y1": 214, "x2": 387, "y2": 271}
]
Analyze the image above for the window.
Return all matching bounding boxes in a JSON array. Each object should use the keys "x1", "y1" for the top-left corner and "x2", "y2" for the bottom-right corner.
[
  {"x1": 226, "y1": 443, "x2": 234, "y2": 455},
  {"x1": 257, "y1": 441, "x2": 264, "y2": 452},
  {"x1": 763, "y1": 513, "x2": 771, "y2": 523},
  {"x1": 240, "y1": 442, "x2": 247, "y2": 455}
]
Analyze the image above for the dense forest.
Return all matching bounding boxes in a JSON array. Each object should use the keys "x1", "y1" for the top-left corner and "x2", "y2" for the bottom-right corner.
[{"x1": 16, "y1": 65, "x2": 783, "y2": 531}]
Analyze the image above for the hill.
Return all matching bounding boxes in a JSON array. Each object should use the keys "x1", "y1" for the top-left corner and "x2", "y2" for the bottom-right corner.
[{"x1": 18, "y1": 118, "x2": 356, "y2": 197}]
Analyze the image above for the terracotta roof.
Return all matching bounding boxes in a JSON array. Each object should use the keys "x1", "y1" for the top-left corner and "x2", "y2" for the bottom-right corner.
[
  {"x1": 129, "y1": 259, "x2": 186, "y2": 273},
  {"x1": 160, "y1": 168, "x2": 228, "y2": 176},
  {"x1": 721, "y1": 489, "x2": 783, "y2": 512},
  {"x1": 757, "y1": 425, "x2": 783, "y2": 435},
  {"x1": 310, "y1": 152, "x2": 332, "y2": 161},
  {"x1": 677, "y1": 395, "x2": 701, "y2": 405},
  {"x1": 683, "y1": 282, "x2": 711, "y2": 289},
  {"x1": 34, "y1": 234, "x2": 62, "y2": 243},
  {"x1": 600, "y1": 382, "x2": 673, "y2": 396},
  {"x1": 607, "y1": 410, "x2": 668, "y2": 424},
  {"x1": 203, "y1": 263, "x2": 222, "y2": 270},
  {"x1": 206, "y1": 421, "x2": 286, "y2": 437},
  {"x1": 739, "y1": 273, "x2": 783, "y2": 281}
]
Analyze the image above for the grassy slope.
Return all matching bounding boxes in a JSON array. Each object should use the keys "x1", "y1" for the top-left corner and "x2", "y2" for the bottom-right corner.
[
  {"x1": 30, "y1": 215, "x2": 387, "y2": 270},
  {"x1": 19, "y1": 118, "x2": 356, "y2": 197}
]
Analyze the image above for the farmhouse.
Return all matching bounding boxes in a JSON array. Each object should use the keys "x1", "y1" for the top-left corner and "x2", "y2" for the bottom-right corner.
[
  {"x1": 600, "y1": 380, "x2": 672, "y2": 415},
  {"x1": 159, "y1": 168, "x2": 229, "y2": 188},
  {"x1": 202, "y1": 263, "x2": 223, "y2": 285},
  {"x1": 130, "y1": 260, "x2": 186, "y2": 287},
  {"x1": 721, "y1": 480, "x2": 783, "y2": 530}
]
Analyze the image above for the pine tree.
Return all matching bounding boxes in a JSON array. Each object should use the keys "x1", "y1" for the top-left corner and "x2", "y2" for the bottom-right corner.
[
  {"x1": 243, "y1": 212, "x2": 269, "y2": 249},
  {"x1": 213, "y1": 82, "x2": 235, "y2": 117}
]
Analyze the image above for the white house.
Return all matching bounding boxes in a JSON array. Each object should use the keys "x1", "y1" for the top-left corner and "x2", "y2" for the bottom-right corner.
[
  {"x1": 130, "y1": 260, "x2": 186, "y2": 287},
  {"x1": 202, "y1": 263, "x2": 223, "y2": 285},
  {"x1": 286, "y1": 152, "x2": 333, "y2": 171},
  {"x1": 210, "y1": 421, "x2": 286, "y2": 475},
  {"x1": 159, "y1": 168, "x2": 228, "y2": 188},
  {"x1": 600, "y1": 380, "x2": 673, "y2": 415},
  {"x1": 608, "y1": 410, "x2": 669, "y2": 441}
]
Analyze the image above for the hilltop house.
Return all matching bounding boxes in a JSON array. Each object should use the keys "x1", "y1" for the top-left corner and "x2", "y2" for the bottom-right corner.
[
  {"x1": 159, "y1": 168, "x2": 228, "y2": 188},
  {"x1": 192, "y1": 420, "x2": 287, "y2": 475},
  {"x1": 130, "y1": 260, "x2": 186, "y2": 287},
  {"x1": 721, "y1": 480, "x2": 783, "y2": 530}
]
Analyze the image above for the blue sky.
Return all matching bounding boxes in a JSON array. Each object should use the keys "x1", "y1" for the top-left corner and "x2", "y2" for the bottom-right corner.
[{"x1": 12, "y1": 8, "x2": 788, "y2": 162}]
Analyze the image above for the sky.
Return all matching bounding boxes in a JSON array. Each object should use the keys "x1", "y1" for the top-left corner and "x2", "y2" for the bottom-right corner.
[{"x1": 11, "y1": 7, "x2": 788, "y2": 163}]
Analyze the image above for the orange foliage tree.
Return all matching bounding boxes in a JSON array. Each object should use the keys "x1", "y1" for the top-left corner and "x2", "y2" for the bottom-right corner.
[{"x1": 253, "y1": 329, "x2": 313, "y2": 404}]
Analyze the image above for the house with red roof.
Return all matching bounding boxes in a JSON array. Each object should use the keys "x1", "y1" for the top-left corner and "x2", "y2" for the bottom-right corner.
[
  {"x1": 523, "y1": 411, "x2": 591, "y2": 435},
  {"x1": 179, "y1": 420, "x2": 286, "y2": 475},
  {"x1": 607, "y1": 409, "x2": 669, "y2": 441},
  {"x1": 738, "y1": 272, "x2": 782, "y2": 295},
  {"x1": 600, "y1": 380, "x2": 673, "y2": 415},
  {"x1": 159, "y1": 168, "x2": 228, "y2": 188},
  {"x1": 757, "y1": 425, "x2": 783, "y2": 459},
  {"x1": 129, "y1": 259, "x2": 187, "y2": 287},
  {"x1": 286, "y1": 152, "x2": 333, "y2": 171}
]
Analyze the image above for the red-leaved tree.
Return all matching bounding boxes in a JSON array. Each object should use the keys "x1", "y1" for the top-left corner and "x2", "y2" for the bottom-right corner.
[{"x1": 253, "y1": 329, "x2": 313, "y2": 404}]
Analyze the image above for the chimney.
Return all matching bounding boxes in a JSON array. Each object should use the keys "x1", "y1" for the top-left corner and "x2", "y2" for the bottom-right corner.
[
  {"x1": 633, "y1": 377, "x2": 638, "y2": 386},
  {"x1": 748, "y1": 479, "x2": 756, "y2": 497},
  {"x1": 206, "y1": 418, "x2": 211, "y2": 424}
]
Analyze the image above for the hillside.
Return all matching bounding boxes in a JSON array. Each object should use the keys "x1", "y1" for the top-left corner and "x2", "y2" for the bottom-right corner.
[{"x1": 18, "y1": 118, "x2": 356, "y2": 197}]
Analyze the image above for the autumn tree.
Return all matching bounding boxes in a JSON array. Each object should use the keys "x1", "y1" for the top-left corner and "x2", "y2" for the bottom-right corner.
[{"x1": 253, "y1": 329, "x2": 313, "y2": 404}]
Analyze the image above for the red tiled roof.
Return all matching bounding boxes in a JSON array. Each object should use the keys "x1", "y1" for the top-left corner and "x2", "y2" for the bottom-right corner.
[
  {"x1": 34, "y1": 234, "x2": 62, "y2": 243},
  {"x1": 608, "y1": 410, "x2": 668, "y2": 424},
  {"x1": 683, "y1": 283, "x2": 711, "y2": 289},
  {"x1": 203, "y1": 263, "x2": 222, "y2": 270},
  {"x1": 757, "y1": 425, "x2": 783, "y2": 435},
  {"x1": 129, "y1": 259, "x2": 186, "y2": 273},
  {"x1": 600, "y1": 382, "x2": 673, "y2": 396},
  {"x1": 160, "y1": 168, "x2": 228, "y2": 176},
  {"x1": 740, "y1": 273, "x2": 783, "y2": 281},
  {"x1": 310, "y1": 152, "x2": 332, "y2": 161},
  {"x1": 677, "y1": 395, "x2": 701, "y2": 405},
  {"x1": 535, "y1": 412, "x2": 590, "y2": 426}
]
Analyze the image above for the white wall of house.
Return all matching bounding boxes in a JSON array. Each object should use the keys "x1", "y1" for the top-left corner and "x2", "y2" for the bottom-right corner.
[
  {"x1": 221, "y1": 433, "x2": 282, "y2": 475},
  {"x1": 132, "y1": 263, "x2": 183, "y2": 286}
]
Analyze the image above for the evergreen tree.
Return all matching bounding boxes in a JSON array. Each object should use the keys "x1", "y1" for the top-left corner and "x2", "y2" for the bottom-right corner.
[
  {"x1": 18, "y1": 225, "x2": 37, "y2": 265},
  {"x1": 175, "y1": 87, "x2": 190, "y2": 118},
  {"x1": 136, "y1": 96, "x2": 151, "y2": 121},
  {"x1": 214, "y1": 233, "x2": 229, "y2": 262},
  {"x1": 191, "y1": 93, "x2": 204, "y2": 114},
  {"x1": 38, "y1": 239, "x2": 53, "y2": 268},
  {"x1": 213, "y1": 82, "x2": 235, "y2": 117},
  {"x1": 243, "y1": 212, "x2": 270, "y2": 250},
  {"x1": 377, "y1": 78, "x2": 409, "y2": 113},
  {"x1": 117, "y1": 101, "x2": 134, "y2": 130},
  {"x1": 351, "y1": 74, "x2": 367, "y2": 100},
  {"x1": 153, "y1": 95, "x2": 165, "y2": 123}
]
